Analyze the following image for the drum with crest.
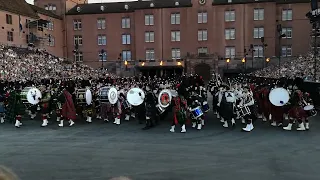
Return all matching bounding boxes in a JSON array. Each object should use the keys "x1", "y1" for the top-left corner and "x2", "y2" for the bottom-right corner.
[
  {"x1": 99, "y1": 87, "x2": 118, "y2": 105},
  {"x1": 191, "y1": 106, "x2": 203, "y2": 119},
  {"x1": 202, "y1": 101, "x2": 209, "y2": 113}
]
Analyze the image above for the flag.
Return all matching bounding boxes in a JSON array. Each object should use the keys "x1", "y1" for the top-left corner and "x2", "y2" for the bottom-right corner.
[{"x1": 19, "y1": 15, "x2": 23, "y2": 37}]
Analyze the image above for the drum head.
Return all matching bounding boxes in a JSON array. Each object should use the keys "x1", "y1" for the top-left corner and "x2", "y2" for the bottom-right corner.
[
  {"x1": 127, "y1": 88, "x2": 145, "y2": 106},
  {"x1": 86, "y1": 89, "x2": 92, "y2": 105},
  {"x1": 158, "y1": 89, "x2": 172, "y2": 108},
  {"x1": 108, "y1": 87, "x2": 118, "y2": 104},
  {"x1": 27, "y1": 88, "x2": 42, "y2": 105},
  {"x1": 304, "y1": 105, "x2": 314, "y2": 111},
  {"x1": 269, "y1": 88, "x2": 290, "y2": 106}
]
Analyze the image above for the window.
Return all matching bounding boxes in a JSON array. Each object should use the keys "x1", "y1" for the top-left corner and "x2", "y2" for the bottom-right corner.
[
  {"x1": 225, "y1": 28, "x2": 235, "y2": 40},
  {"x1": 146, "y1": 49, "x2": 155, "y2": 60},
  {"x1": 253, "y1": 45, "x2": 263, "y2": 57},
  {"x1": 198, "y1": 12, "x2": 207, "y2": 24},
  {"x1": 122, "y1": 18, "x2": 130, "y2": 28},
  {"x1": 171, "y1": 31, "x2": 180, "y2": 42},
  {"x1": 198, "y1": 47, "x2": 208, "y2": 55},
  {"x1": 49, "y1": 4, "x2": 53, "y2": 10},
  {"x1": 74, "y1": 35, "x2": 83, "y2": 46},
  {"x1": 145, "y1": 31, "x2": 155, "y2": 42},
  {"x1": 145, "y1": 14, "x2": 154, "y2": 26},
  {"x1": 171, "y1": 48, "x2": 181, "y2": 60},
  {"x1": 7, "y1": 31, "x2": 13, "y2": 42},
  {"x1": 254, "y1": 27, "x2": 264, "y2": 39},
  {"x1": 97, "y1": 18, "x2": 106, "y2": 30},
  {"x1": 122, "y1": 50, "x2": 131, "y2": 61},
  {"x1": 198, "y1": 30, "x2": 208, "y2": 41},
  {"x1": 52, "y1": 5, "x2": 56, "y2": 12},
  {"x1": 282, "y1": 9, "x2": 292, "y2": 21},
  {"x1": 47, "y1": 21, "x2": 54, "y2": 30},
  {"x1": 254, "y1": 9, "x2": 264, "y2": 21},
  {"x1": 45, "y1": 5, "x2": 48, "y2": 10},
  {"x1": 171, "y1": 13, "x2": 180, "y2": 25},
  {"x1": 282, "y1": 46, "x2": 292, "y2": 57},
  {"x1": 225, "y1": 46, "x2": 236, "y2": 58},
  {"x1": 122, "y1": 34, "x2": 131, "y2": 45},
  {"x1": 73, "y1": 19, "x2": 82, "y2": 30},
  {"x1": 6, "y1": 14, "x2": 12, "y2": 25},
  {"x1": 97, "y1": 35, "x2": 107, "y2": 45},
  {"x1": 225, "y1": 10, "x2": 235, "y2": 22},
  {"x1": 282, "y1": 27, "x2": 292, "y2": 39},
  {"x1": 48, "y1": 35, "x2": 55, "y2": 47},
  {"x1": 74, "y1": 52, "x2": 83, "y2": 62},
  {"x1": 99, "y1": 51, "x2": 107, "y2": 61}
]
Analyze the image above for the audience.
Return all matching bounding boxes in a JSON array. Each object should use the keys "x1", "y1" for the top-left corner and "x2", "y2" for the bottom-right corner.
[
  {"x1": 251, "y1": 53, "x2": 318, "y2": 82},
  {"x1": 0, "y1": 45, "x2": 109, "y2": 82}
]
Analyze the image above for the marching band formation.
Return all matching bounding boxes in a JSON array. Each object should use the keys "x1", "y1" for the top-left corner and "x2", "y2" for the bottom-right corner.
[{"x1": 0, "y1": 74, "x2": 317, "y2": 133}]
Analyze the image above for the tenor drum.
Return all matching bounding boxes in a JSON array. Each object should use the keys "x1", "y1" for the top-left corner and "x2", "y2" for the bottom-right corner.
[
  {"x1": 20, "y1": 87, "x2": 32, "y2": 104},
  {"x1": 191, "y1": 106, "x2": 204, "y2": 119},
  {"x1": 76, "y1": 89, "x2": 86, "y2": 104},
  {"x1": 202, "y1": 101, "x2": 209, "y2": 113},
  {"x1": 304, "y1": 105, "x2": 317, "y2": 117},
  {"x1": 99, "y1": 87, "x2": 110, "y2": 103}
]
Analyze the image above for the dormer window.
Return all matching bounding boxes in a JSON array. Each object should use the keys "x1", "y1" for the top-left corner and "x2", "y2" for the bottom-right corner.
[
  {"x1": 150, "y1": 3, "x2": 154, "y2": 7},
  {"x1": 100, "y1": 6, "x2": 104, "y2": 11},
  {"x1": 124, "y1": 4, "x2": 129, "y2": 10},
  {"x1": 175, "y1": 1, "x2": 179, "y2": 6},
  {"x1": 76, "y1": 6, "x2": 81, "y2": 12},
  {"x1": 228, "y1": 0, "x2": 232, "y2": 3}
]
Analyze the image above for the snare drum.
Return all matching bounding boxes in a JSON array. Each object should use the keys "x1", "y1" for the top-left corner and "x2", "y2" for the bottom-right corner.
[
  {"x1": 156, "y1": 104, "x2": 165, "y2": 114},
  {"x1": 304, "y1": 105, "x2": 314, "y2": 111},
  {"x1": 236, "y1": 106, "x2": 251, "y2": 118},
  {"x1": 191, "y1": 106, "x2": 203, "y2": 119},
  {"x1": 20, "y1": 87, "x2": 32, "y2": 104},
  {"x1": 99, "y1": 87, "x2": 110, "y2": 103},
  {"x1": 76, "y1": 89, "x2": 86, "y2": 104},
  {"x1": 202, "y1": 101, "x2": 209, "y2": 113}
]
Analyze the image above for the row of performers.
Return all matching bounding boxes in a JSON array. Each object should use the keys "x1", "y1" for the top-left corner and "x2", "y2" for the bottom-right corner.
[
  {"x1": 0, "y1": 79, "x2": 210, "y2": 133},
  {"x1": 209, "y1": 82, "x2": 315, "y2": 132}
]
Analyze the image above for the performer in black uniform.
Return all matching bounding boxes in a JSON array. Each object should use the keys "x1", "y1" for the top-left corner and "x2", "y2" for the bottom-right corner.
[{"x1": 143, "y1": 84, "x2": 157, "y2": 130}]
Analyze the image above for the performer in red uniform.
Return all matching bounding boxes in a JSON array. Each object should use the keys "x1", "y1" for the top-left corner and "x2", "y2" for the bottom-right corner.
[
  {"x1": 58, "y1": 87, "x2": 76, "y2": 127},
  {"x1": 283, "y1": 89, "x2": 308, "y2": 131}
]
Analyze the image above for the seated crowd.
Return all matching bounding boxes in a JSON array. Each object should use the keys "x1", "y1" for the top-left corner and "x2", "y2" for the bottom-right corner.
[
  {"x1": 0, "y1": 45, "x2": 103, "y2": 82},
  {"x1": 250, "y1": 53, "x2": 317, "y2": 82}
]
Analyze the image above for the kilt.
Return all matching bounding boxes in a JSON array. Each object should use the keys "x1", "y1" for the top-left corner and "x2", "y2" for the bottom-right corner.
[{"x1": 288, "y1": 106, "x2": 307, "y2": 120}]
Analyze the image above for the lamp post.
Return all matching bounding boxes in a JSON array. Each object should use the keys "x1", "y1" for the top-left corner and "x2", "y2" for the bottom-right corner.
[
  {"x1": 99, "y1": 49, "x2": 106, "y2": 74},
  {"x1": 261, "y1": 37, "x2": 268, "y2": 68},
  {"x1": 73, "y1": 42, "x2": 79, "y2": 78},
  {"x1": 277, "y1": 22, "x2": 286, "y2": 77},
  {"x1": 242, "y1": 57, "x2": 246, "y2": 72},
  {"x1": 243, "y1": 48, "x2": 248, "y2": 72},
  {"x1": 250, "y1": 44, "x2": 255, "y2": 69},
  {"x1": 226, "y1": 58, "x2": 230, "y2": 69},
  {"x1": 266, "y1": 57, "x2": 270, "y2": 67}
]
